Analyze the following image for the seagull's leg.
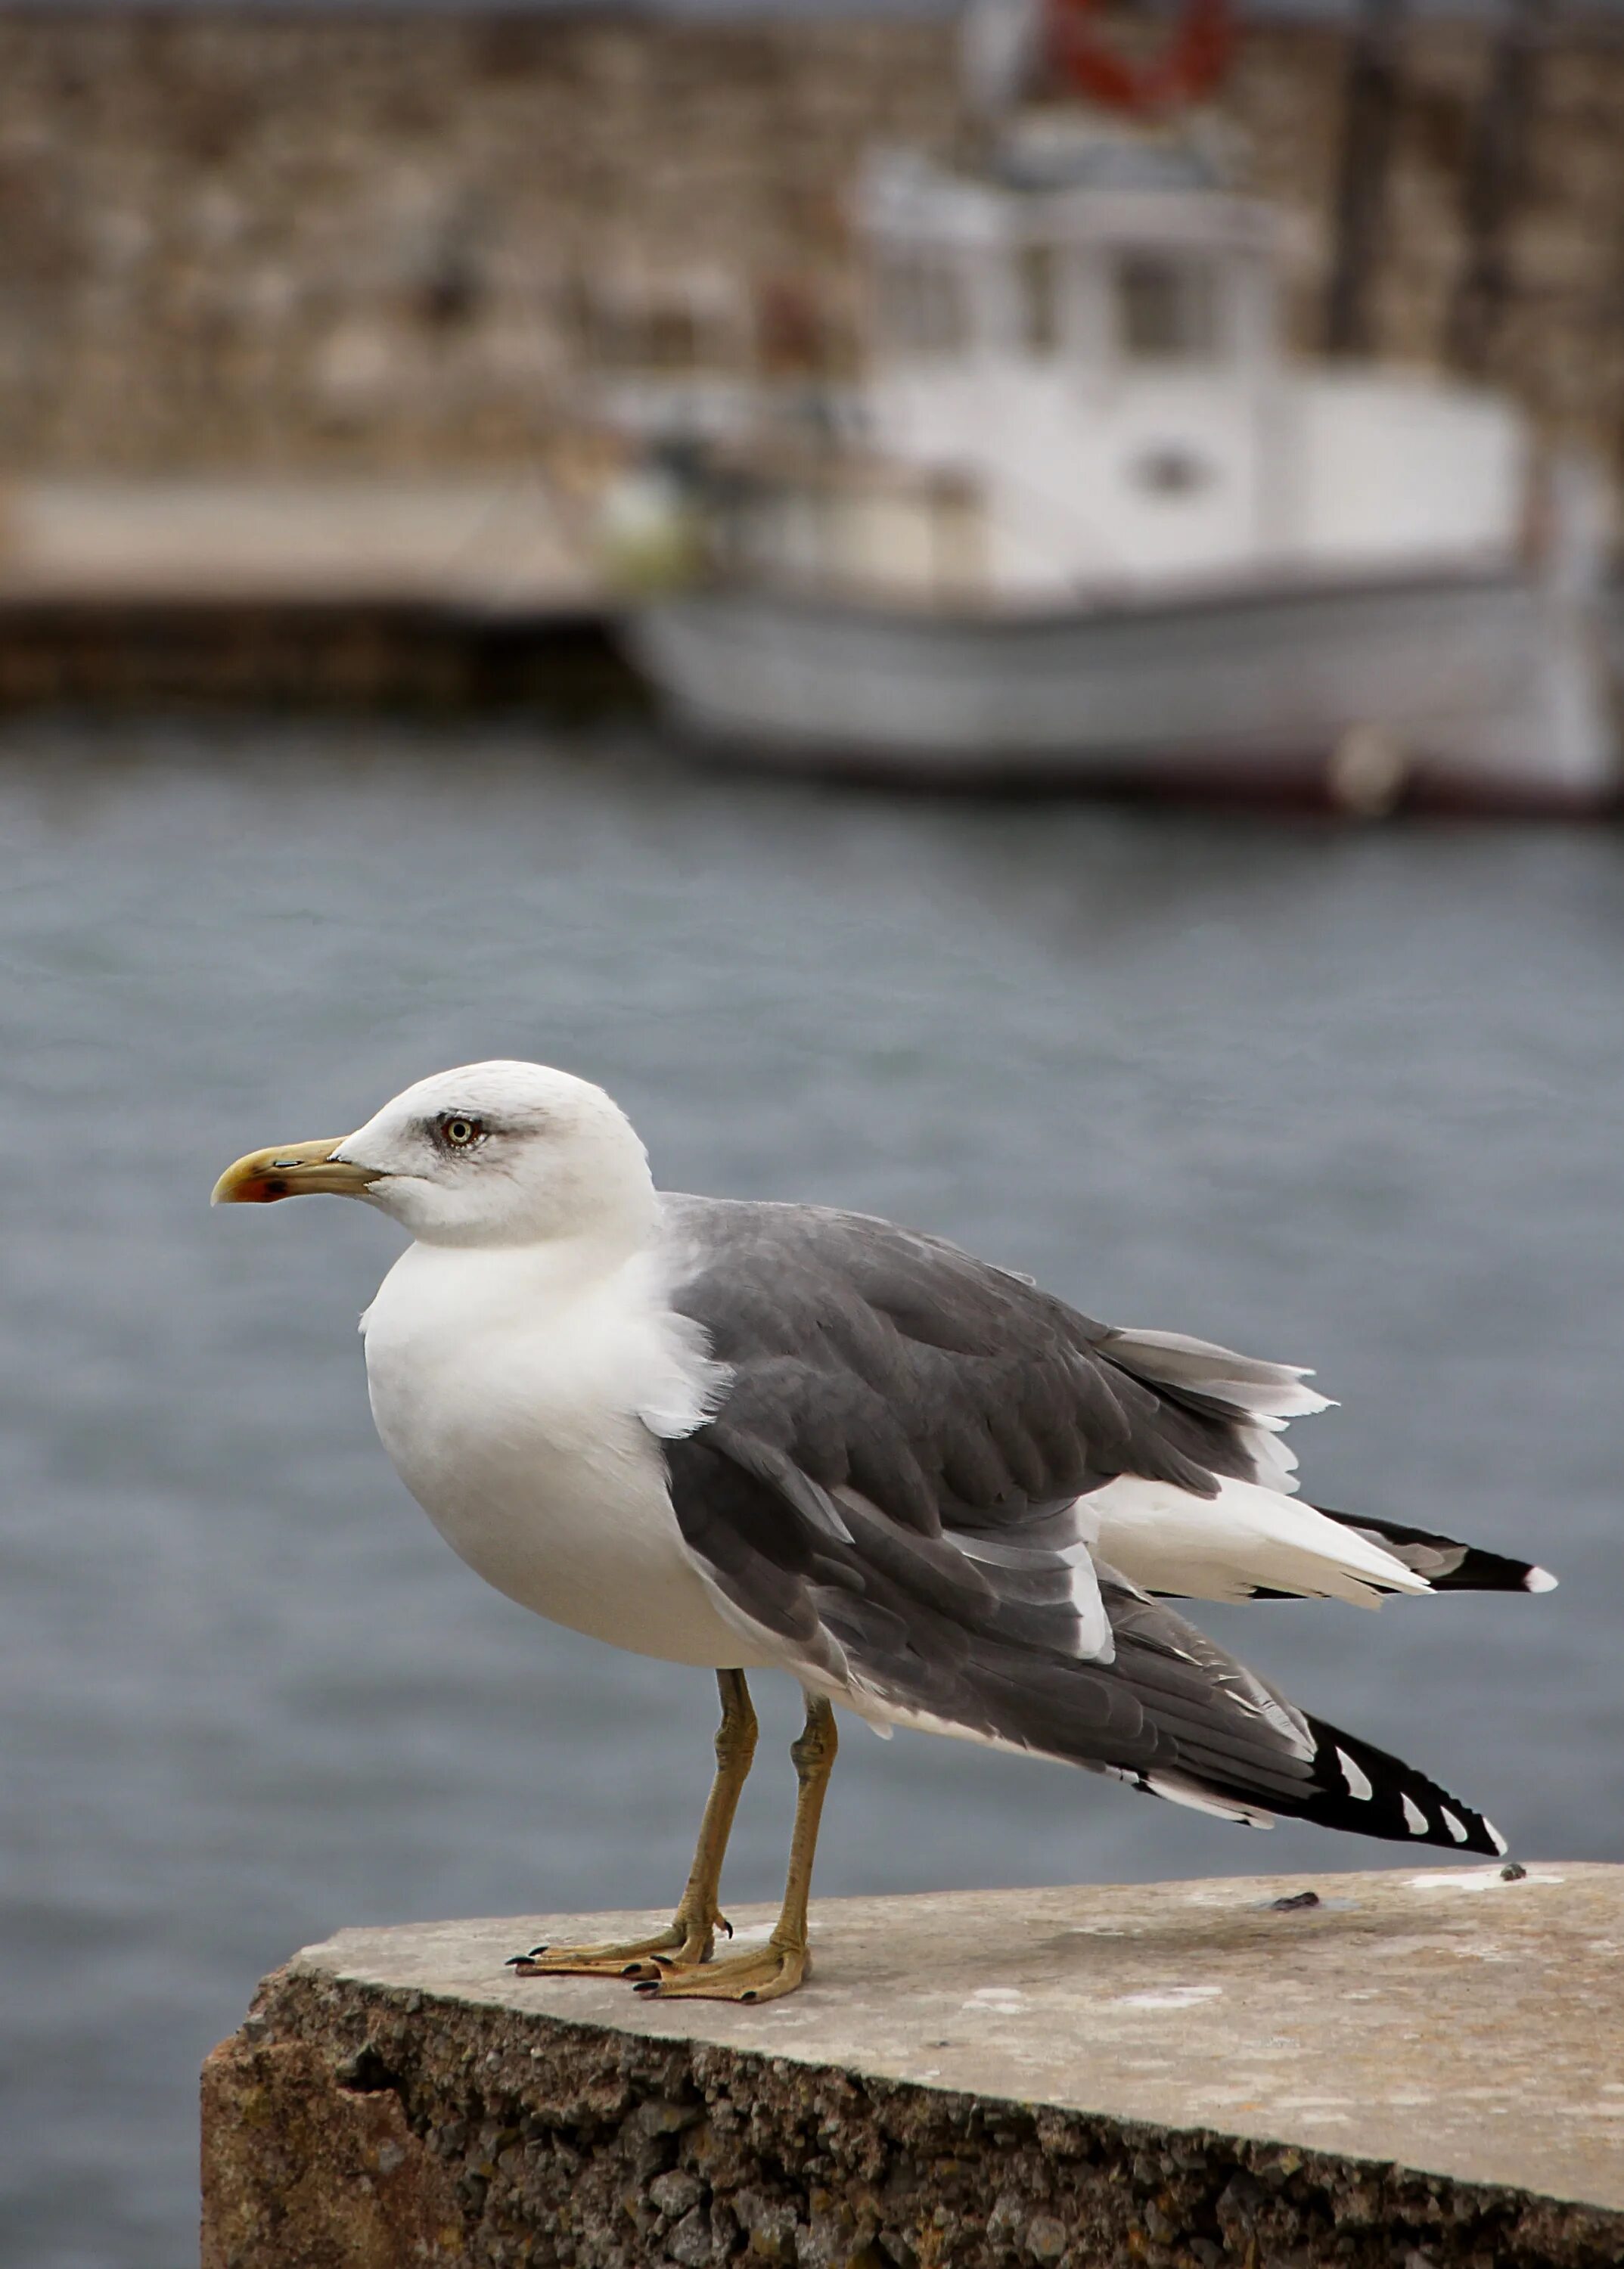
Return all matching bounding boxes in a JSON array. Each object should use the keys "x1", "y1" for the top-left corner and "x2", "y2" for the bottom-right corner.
[
  {"x1": 508, "y1": 1668, "x2": 758, "y2": 1980},
  {"x1": 638, "y1": 1690, "x2": 837, "y2": 2004}
]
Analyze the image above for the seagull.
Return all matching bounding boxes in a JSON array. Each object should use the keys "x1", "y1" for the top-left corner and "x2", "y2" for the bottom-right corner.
[{"x1": 213, "y1": 1060, "x2": 1554, "y2": 2004}]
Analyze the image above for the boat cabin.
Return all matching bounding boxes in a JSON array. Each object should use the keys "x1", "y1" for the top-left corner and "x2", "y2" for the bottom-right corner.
[
  {"x1": 847, "y1": 126, "x2": 1526, "y2": 601},
  {"x1": 592, "y1": 117, "x2": 1544, "y2": 609}
]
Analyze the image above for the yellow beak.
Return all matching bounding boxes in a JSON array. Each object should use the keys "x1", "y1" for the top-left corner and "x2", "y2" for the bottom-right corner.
[{"x1": 211, "y1": 1138, "x2": 379, "y2": 1206}]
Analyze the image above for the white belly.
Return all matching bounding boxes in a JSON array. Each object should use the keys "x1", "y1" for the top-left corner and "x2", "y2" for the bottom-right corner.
[{"x1": 359, "y1": 1243, "x2": 777, "y2": 1670}]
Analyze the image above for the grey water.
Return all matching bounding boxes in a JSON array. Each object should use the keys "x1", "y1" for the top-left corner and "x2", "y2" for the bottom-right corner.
[{"x1": 4, "y1": 718, "x2": 1622, "y2": 2269}]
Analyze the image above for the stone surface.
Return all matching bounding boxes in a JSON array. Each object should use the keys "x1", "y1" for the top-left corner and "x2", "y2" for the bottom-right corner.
[
  {"x1": 202, "y1": 1864, "x2": 1624, "y2": 2269},
  {"x1": 0, "y1": 477, "x2": 593, "y2": 606}
]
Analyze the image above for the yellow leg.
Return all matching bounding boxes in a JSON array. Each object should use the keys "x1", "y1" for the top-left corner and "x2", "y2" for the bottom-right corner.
[
  {"x1": 638, "y1": 1691, "x2": 837, "y2": 2004},
  {"x1": 508, "y1": 1669, "x2": 758, "y2": 1981}
]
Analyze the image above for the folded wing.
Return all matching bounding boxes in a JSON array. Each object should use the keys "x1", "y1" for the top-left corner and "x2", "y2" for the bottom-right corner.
[{"x1": 655, "y1": 1197, "x2": 1518, "y2": 1855}]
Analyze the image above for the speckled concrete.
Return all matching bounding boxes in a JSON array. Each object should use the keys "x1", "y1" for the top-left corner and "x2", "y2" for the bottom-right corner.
[{"x1": 202, "y1": 1864, "x2": 1624, "y2": 2269}]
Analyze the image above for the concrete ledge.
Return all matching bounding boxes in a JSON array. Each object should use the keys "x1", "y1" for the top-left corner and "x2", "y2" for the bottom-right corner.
[{"x1": 201, "y1": 1864, "x2": 1624, "y2": 2269}]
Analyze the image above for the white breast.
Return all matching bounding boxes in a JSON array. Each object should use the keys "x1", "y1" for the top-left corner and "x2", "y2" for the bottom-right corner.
[{"x1": 359, "y1": 1240, "x2": 775, "y2": 1669}]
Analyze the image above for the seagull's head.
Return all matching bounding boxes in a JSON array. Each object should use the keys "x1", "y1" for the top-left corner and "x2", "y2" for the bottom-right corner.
[{"x1": 212, "y1": 1061, "x2": 657, "y2": 1251}]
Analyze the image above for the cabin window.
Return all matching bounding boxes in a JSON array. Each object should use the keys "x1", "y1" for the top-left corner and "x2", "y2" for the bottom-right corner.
[
  {"x1": 1131, "y1": 443, "x2": 1215, "y2": 496},
  {"x1": 1115, "y1": 254, "x2": 1218, "y2": 361},
  {"x1": 1018, "y1": 241, "x2": 1062, "y2": 356},
  {"x1": 878, "y1": 256, "x2": 967, "y2": 357}
]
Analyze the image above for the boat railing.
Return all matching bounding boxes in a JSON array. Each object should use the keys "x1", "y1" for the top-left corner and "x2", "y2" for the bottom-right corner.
[{"x1": 690, "y1": 437, "x2": 992, "y2": 607}]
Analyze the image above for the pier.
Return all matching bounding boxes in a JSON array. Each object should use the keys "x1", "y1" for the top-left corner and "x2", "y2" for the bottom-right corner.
[
  {"x1": 202, "y1": 1863, "x2": 1624, "y2": 2268},
  {"x1": 0, "y1": 477, "x2": 632, "y2": 715}
]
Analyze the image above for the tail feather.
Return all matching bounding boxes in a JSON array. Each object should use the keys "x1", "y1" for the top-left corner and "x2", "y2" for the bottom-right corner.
[{"x1": 1087, "y1": 1473, "x2": 1434, "y2": 1607}]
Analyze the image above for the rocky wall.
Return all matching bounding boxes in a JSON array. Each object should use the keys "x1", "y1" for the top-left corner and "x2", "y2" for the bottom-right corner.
[
  {"x1": 201, "y1": 1984, "x2": 1621, "y2": 2269},
  {"x1": 1, "y1": 7, "x2": 1621, "y2": 479}
]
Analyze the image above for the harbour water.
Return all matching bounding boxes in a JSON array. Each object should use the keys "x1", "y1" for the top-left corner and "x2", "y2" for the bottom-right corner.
[{"x1": 5, "y1": 719, "x2": 1622, "y2": 2269}]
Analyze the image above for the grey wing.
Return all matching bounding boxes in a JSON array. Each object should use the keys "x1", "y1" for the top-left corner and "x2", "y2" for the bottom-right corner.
[
  {"x1": 656, "y1": 1197, "x2": 1508, "y2": 1858},
  {"x1": 658, "y1": 1199, "x2": 1321, "y2": 1806}
]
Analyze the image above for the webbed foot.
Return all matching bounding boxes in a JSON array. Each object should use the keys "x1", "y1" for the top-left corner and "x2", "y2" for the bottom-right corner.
[
  {"x1": 633, "y1": 1935, "x2": 806, "y2": 2004},
  {"x1": 507, "y1": 1911, "x2": 725, "y2": 1982}
]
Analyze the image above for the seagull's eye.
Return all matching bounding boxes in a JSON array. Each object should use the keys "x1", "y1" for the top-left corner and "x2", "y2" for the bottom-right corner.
[{"x1": 439, "y1": 1115, "x2": 484, "y2": 1150}]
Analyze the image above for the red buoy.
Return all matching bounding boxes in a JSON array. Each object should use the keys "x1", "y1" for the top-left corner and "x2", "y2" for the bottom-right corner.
[{"x1": 1048, "y1": 0, "x2": 1234, "y2": 117}]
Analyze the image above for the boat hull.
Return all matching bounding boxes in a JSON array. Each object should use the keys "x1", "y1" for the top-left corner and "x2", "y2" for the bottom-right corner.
[{"x1": 624, "y1": 567, "x2": 1622, "y2": 812}]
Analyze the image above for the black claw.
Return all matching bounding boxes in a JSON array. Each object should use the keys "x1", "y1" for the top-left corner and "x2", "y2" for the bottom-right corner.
[
  {"x1": 633, "y1": 1979, "x2": 661, "y2": 1996},
  {"x1": 719, "y1": 1917, "x2": 734, "y2": 1940}
]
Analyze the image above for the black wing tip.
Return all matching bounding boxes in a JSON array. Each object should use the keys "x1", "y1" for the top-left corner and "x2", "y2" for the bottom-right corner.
[
  {"x1": 1324, "y1": 1510, "x2": 1558, "y2": 1597},
  {"x1": 1436, "y1": 1547, "x2": 1558, "y2": 1596},
  {"x1": 1234, "y1": 1556, "x2": 1556, "y2": 1602},
  {"x1": 1299, "y1": 1717, "x2": 1507, "y2": 1858}
]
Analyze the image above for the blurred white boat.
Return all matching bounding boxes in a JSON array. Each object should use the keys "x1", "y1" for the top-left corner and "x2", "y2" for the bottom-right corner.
[{"x1": 609, "y1": 116, "x2": 1621, "y2": 812}]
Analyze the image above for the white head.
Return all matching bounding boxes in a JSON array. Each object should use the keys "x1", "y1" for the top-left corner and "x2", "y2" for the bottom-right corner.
[{"x1": 213, "y1": 1061, "x2": 658, "y2": 1252}]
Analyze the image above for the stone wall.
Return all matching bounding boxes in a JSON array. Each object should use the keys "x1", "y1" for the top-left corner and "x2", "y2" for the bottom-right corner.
[{"x1": 2, "y1": 6, "x2": 1622, "y2": 480}]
